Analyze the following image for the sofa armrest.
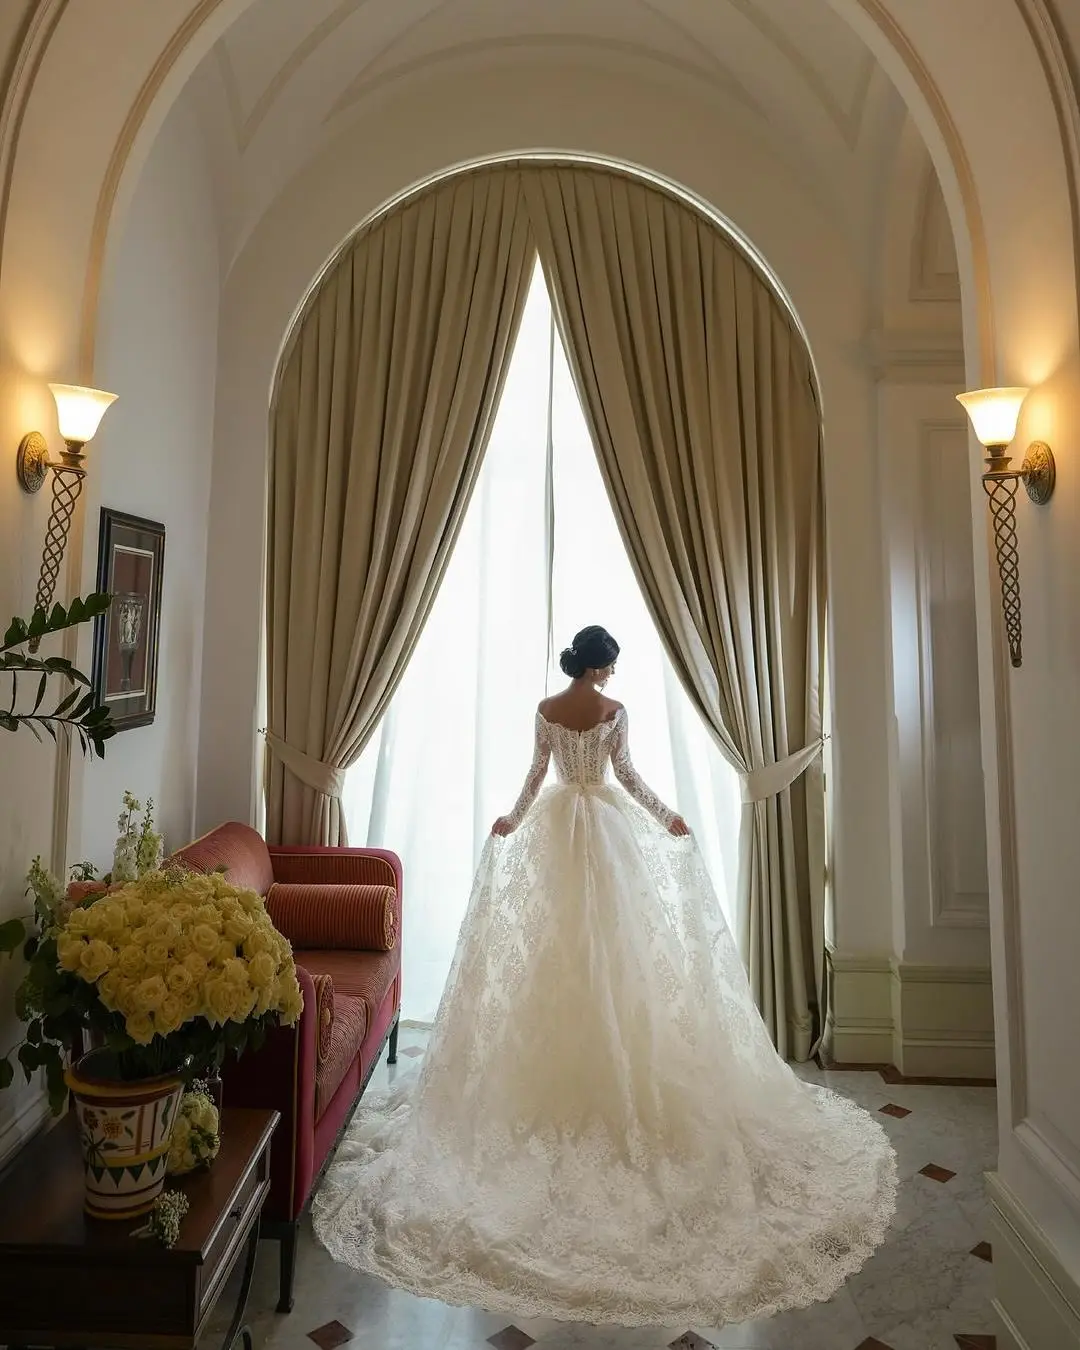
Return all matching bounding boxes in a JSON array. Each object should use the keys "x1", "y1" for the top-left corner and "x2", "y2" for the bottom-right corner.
[
  {"x1": 221, "y1": 962, "x2": 318, "y2": 1223},
  {"x1": 266, "y1": 882, "x2": 398, "y2": 952},
  {"x1": 268, "y1": 845, "x2": 402, "y2": 897}
]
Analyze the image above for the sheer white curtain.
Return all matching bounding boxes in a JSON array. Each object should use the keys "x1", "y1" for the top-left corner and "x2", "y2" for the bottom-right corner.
[{"x1": 343, "y1": 264, "x2": 741, "y2": 1023}]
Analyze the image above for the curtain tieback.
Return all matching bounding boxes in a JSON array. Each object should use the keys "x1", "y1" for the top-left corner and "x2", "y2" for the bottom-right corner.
[
  {"x1": 264, "y1": 730, "x2": 345, "y2": 798},
  {"x1": 739, "y1": 738, "x2": 826, "y2": 804}
]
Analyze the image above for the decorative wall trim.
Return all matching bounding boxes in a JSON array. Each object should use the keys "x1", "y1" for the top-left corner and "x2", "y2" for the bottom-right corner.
[
  {"x1": 909, "y1": 157, "x2": 962, "y2": 302},
  {"x1": 914, "y1": 419, "x2": 990, "y2": 931},
  {"x1": 0, "y1": 1, "x2": 67, "y2": 293},
  {"x1": 828, "y1": 952, "x2": 896, "y2": 1065},
  {"x1": 0, "y1": 1085, "x2": 48, "y2": 1172},
  {"x1": 866, "y1": 330, "x2": 965, "y2": 384},
  {"x1": 988, "y1": 1171, "x2": 1080, "y2": 1350},
  {"x1": 827, "y1": 950, "x2": 995, "y2": 1077}
]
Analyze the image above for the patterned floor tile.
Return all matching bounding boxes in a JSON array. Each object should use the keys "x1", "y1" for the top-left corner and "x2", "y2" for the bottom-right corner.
[
  {"x1": 307, "y1": 1322, "x2": 354, "y2": 1349},
  {"x1": 400, "y1": 1044, "x2": 425, "y2": 1057},
  {"x1": 668, "y1": 1334, "x2": 716, "y2": 1350},
  {"x1": 953, "y1": 1336, "x2": 996, "y2": 1348},
  {"x1": 880, "y1": 1103, "x2": 912, "y2": 1119},
  {"x1": 856, "y1": 1339, "x2": 897, "y2": 1350},
  {"x1": 970, "y1": 1241, "x2": 993, "y2": 1263},
  {"x1": 920, "y1": 1163, "x2": 958, "y2": 1183},
  {"x1": 487, "y1": 1327, "x2": 536, "y2": 1350}
]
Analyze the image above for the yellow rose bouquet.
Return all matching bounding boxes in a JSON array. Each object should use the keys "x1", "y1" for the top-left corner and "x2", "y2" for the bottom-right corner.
[{"x1": 1, "y1": 865, "x2": 303, "y2": 1108}]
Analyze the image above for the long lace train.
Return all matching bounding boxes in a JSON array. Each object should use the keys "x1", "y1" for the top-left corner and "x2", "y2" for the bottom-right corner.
[{"x1": 313, "y1": 713, "x2": 897, "y2": 1326}]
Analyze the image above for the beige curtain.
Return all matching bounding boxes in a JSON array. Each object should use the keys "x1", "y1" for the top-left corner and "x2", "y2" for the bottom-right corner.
[
  {"x1": 524, "y1": 167, "x2": 826, "y2": 1059},
  {"x1": 266, "y1": 170, "x2": 534, "y2": 846}
]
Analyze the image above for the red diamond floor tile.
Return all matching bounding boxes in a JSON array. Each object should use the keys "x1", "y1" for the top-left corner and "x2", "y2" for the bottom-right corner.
[
  {"x1": 668, "y1": 1335, "x2": 716, "y2": 1350},
  {"x1": 307, "y1": 1322, "x2": 354, "y2": 1350},
  {"x1": 970, "y1": 1240, "x2": 993, "y2": 1262},
  {"x1": 487, "y1": 1328, "x2": 536, "y2": 1350},
  {"x1": 919, "y1": 1162, "x2": 958, "y2": 1183},
  {"x1": 856, "y1": 1339, "x2": 898, "y2": 1349},
  {"x1": 954, "y1": 1336, "x2": 997, "y2": 1349},
  {"x1": 400, "y1": 1045, "x2": 425, "y2": 1057},
  {"x1": 879, "y1": 1103, "x2": 912, "y2": 1118}
]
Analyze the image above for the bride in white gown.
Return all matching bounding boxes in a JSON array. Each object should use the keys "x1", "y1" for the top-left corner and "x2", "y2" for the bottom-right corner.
[{"x1": 313, "y1": 625, "x2": 897, "y2": 1327}]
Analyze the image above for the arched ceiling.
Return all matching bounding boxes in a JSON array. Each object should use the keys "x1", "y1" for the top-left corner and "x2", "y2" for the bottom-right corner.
[{"x1": 182, "y1": 0, "x2": 913, "y2": 271}]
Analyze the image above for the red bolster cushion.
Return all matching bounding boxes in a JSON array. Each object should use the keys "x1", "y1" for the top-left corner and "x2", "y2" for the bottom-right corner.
[
  {"x1": 312, "y1": 973, "x2": 335, "y2": 1065},
  {"x1": 265, "y1": 882, "x2": 397, "y2": 952}
]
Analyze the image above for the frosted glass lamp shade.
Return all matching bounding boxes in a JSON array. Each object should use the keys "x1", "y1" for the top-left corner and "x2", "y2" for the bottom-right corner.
[
  {"x1": 956, "y1": 387, "x2": 1029, "y2": 447},
  {"x1": 48, "y1": 383, "x2": 118, "y2": 445}
]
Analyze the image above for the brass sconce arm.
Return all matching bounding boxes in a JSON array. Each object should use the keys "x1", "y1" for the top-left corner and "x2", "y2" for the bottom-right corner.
[
  {"x1": 15, "y1": 385, "x2": 118, "y2": 653},
  {"x1": 957, "y1": 388, "x2": 1055, "y2": 669}
]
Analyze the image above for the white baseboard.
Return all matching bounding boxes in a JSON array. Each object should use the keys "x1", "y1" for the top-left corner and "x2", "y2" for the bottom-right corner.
[
  {"x1": 827, "y1": 950, "x2": 995, "y2": 1077},
  {"x1": 0, "y1": 1083, "x2": 49, "y2": 1171},
  {"x1": 988, "y1": 1171, "x2": 1080, "y2": 1350},
  {"x1": 828, "y1": 952, "x2": 894, "y2": 1063}
]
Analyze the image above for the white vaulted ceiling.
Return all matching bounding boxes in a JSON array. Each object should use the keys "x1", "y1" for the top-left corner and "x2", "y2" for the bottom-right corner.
[{"x1": 190, "y1": 0, "x2": 910, "y2": 271}]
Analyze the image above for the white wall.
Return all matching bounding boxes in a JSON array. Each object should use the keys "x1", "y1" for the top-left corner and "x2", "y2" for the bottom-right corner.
[
  {"x1": 65, "y1": 94, "x2": 221, "y2": 871},
  {"x1": 0, "y1": 88, "x2": 220, "y2": 1163}
]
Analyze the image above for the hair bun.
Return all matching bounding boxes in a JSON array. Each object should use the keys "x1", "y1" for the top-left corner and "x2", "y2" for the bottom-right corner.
[{"x1": 559, "y1": 646, "x2": 587, "y2": 679}]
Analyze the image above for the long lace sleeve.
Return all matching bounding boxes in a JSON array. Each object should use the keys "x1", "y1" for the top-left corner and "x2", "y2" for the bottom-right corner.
[
  {"x1": 611, "y1": 709, "x2": 677, "y2": 829},
  {"x1": 503, "y1": 713, "x2": 551, "y2": 830}
]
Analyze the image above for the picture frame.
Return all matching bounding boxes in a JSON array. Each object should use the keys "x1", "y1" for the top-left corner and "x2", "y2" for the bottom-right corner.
[{"x1": 91, "y1": 509, "x2": 166, "y2": 732}]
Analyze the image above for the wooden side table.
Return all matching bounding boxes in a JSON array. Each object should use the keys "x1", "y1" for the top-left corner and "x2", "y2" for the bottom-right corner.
[{"x1": 0, "y1": 1107, "x2": 279, "y2": 1350}]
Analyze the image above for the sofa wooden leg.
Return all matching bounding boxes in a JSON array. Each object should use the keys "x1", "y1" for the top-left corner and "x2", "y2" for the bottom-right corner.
[
  {"x1": 277, "y1": 1223, "x2": 298, "y2": 1314},
  {"x1": 387, "y1": 1016, "x2": 399, "y2": 1065}
]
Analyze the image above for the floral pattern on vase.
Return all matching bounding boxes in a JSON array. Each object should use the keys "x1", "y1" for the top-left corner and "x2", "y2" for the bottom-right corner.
[{"x1": 66, "y1": 1051, "x2": 184, "y2": 1220}]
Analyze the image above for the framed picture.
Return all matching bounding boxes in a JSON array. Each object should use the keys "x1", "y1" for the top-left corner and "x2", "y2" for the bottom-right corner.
[{"x1": 91, "y1": 509, "x2": 166, "y2": 732}]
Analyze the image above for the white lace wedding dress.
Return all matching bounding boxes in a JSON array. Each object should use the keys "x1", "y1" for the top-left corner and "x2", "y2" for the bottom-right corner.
[{"x1": 313, "y1": 708, "x2": 897, "y2": 1326}]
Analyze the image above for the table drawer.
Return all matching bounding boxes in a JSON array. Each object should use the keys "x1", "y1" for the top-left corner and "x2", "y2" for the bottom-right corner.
[{"x1": 197, "y1": 1143, "x2": 270, "y2": 1319}]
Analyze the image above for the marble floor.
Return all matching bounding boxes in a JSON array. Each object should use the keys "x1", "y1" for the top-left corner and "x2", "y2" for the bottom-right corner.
[{"x1": 211, "y1": 1026, "x2": 999, "y2": 1350}]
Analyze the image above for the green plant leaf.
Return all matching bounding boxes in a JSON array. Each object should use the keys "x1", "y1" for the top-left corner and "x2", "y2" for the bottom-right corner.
[
  {"x1": 2, "y1": 617, "x2": 28, "y2": 649},
  {"x1": 0, "y1": 711, "x2": 17, "y2": 732},
  {"x1": 26, "y1": 608, "x2": 47, "y2": 639},
  {"x1": 32, "y1": 672, "x2": 47, "y2": 714},
  {"x1": 0, "y1": 918, "x2": 26, "y2": 954},
  {"x1": 17, "y1": 1042, "x2": 41, "y2": 1080},
  {"x1": 0, "y1": 1056, "x2": 13, "y2": 1091}
]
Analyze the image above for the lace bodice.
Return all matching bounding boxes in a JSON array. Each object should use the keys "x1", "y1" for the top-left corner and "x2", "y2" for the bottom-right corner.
[{"x1": 504, "y1": 707, "x2": 676, "y2": 830}]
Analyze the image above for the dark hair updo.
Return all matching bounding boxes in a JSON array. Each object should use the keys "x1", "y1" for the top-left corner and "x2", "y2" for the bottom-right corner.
[{"x1": 559, "y1": 625, "x2": 620, "y2": 680}]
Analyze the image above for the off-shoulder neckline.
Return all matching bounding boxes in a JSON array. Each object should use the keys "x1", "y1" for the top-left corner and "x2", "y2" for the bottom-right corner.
[{"x1": 537, "y1": 707, "x2": 624, "y2": 736}]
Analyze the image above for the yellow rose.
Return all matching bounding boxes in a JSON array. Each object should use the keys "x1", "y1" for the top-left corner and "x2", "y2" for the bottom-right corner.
[
  {"x1": 278, "y1": 976, "x2": 304, "y2": 1024},
  {"x1": 78, "y1": 939, "x2": 115, "y2": 982},
  {"x1": 179, "y1": 986, "x2": 202, "y2": 1019},
  {"x1": 57, "y1": 934, "x2": 86, "y2": 972},
  {"x1": 202, "y1": 974, "x2": 241, "y2": 1025},
  {"x1": 133, "y1": 974, "x2": 168, "y2": 1013},
  {"x1": 193, "y1": 905, "x2": 223, "y2": 933},
  {"x1": 172, "y1": 935, "x2": 193, "y2": 960},
  {"x1": 118, "y1": 945, "x2": 145, "y2": 979},
  {"x1": 167, "y1": 966, "x2": 194, "y2": 996},
  {"x1": 148, "y1": 916, "x2": 178, "y2": 944},
  {"x1": 143, "y1": 941, "x2": 171, "y2": 970},
  {"x1": 132, "y1": 924, "x2": 154, "y2": 947},
  {"x1": 183, "y1": 952, "x2": 209, "y2": 981},
  {"x1": 65, "y1": 909, "x2": 91, "y2": 937},
  {"x1": 123, "y1": 898, "x2": 146, "y2": 926},
  {"x1": 155, "y1": 993, "x2": 186, "y2": 1036},
  {"x1": 242, "y1": 928, "x2": 273, "y2": 958},
  {"x1": 218, "y1": 957, "x2": 248, "y2": 987},
  {"x1": 247, "y1": 951, "x2": 277, "y2": 989},
  {"x1": 238, "y1": 890, "x2": 262, "y2": 915},
  {"x1": 213, "y1": 939, "x2": 236, "y2": 967},
  {"x1": 126, "y1": 1011, "x2": 156, "y2": 1045},
  {"x1": 224, "y1": 915, "x2": 254, "y2": 945},
  {"x1": 98, "y1": 969, "x2": 124, "y2": 1009},
  {"x1": 191, "y1": 924, "x2": 220, "y2": 959}
]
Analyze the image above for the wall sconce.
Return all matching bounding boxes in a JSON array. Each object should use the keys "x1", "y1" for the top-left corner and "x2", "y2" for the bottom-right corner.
[
  {"x1": 16, "y1": 383, "x2": 118, "y2": 650},
  {"x1": 956, "y1": 386, "x2": 1055, "y2": 668}
]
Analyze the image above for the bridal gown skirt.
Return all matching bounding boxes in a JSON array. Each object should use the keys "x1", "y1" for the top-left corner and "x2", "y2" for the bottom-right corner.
[{"x1": 313, "y1": 783, "x2": 897, "y2": 1327}]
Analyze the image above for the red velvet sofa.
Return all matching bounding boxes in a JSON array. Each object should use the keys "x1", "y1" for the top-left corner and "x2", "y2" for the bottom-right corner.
[{"x1": 172, "y1": 822, "x2": 402, "y2": 1311}]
